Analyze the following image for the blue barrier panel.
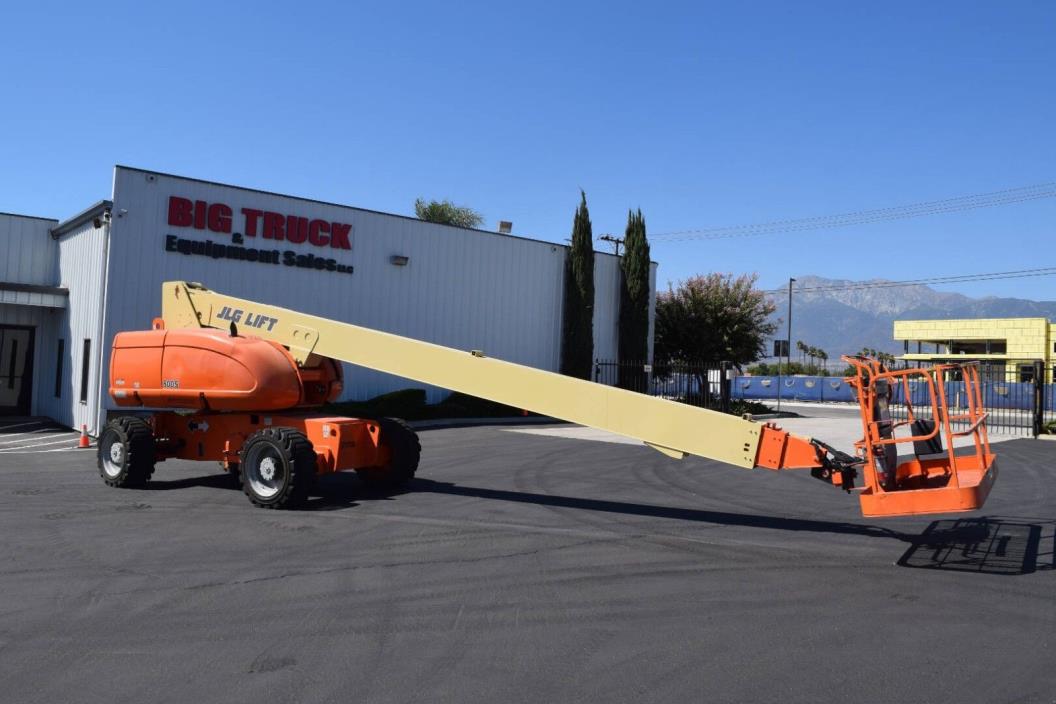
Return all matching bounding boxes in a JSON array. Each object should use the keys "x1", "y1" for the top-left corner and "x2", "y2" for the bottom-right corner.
[
  {"x1": 732, "y1": 375, "x2": 1050, "y2": 414},
  {"x1": 982, "y1": 381, "x2": 1033, "y2": 410},
  {"x1": 733, "y1": 376, "x2": 779, "y2": 400},
  {"x1": 820, "y1": 378, "x2": 856, "y2": 403},
  {"x1": 784, "y1": 377, "x2": 821, "y2": 401},
  {"x1": 733, "y1": 376, "x2": 856, "y2": 402}
]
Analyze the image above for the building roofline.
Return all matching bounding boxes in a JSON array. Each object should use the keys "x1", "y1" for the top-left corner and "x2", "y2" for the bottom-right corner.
[
  {"x1": 895, "y1": 317, "x2": 1051, "y2": 324},
  {"x1": 113, "y1": 165, "x2": 632, "y2": 261},
  {"x1": 0, "y1": 211, "x2": 58, "y2": 223},
  {"x1": 50, "y1": 200, "x2": 113, "y2": 239}
]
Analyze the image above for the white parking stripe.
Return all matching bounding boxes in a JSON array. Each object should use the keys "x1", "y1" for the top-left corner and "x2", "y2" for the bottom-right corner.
[
  {"x1": 0, "y1": 436, "x2": 81, "y2": 452},
  {"x1": 0, "y1": 421, "x2": 48, "y2": 433},
  {"x1": 0, "y1": 430, "x2": 70, "y2": 444},
  {"x1": 0, "y1": 446, "x2": 84, "y2": 454}
]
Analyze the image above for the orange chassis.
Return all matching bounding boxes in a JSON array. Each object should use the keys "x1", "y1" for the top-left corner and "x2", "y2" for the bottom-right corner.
[{"x1": 150, "y1": 412, "x2": 390, "y2": 474}]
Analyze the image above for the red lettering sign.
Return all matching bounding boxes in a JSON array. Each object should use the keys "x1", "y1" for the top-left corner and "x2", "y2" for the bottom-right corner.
[
  {"x1": 241, "y1": 208, "x2": 262, "y2": 237},
  {"x1": 168, "y1": 196, "x2": 232, "y2": 234},
  {"x1": 170, "y1": 196, "x2": 352, "y2": 252},
  {"x1": 168, "y1": 197, "x2": 193, "y2": 227},
  {"x1": 308, "y1": 219, "x2": 330, "y2": 246},
  {"x1": 330, "y1": 223, "x2": 351, "y2": 250}
]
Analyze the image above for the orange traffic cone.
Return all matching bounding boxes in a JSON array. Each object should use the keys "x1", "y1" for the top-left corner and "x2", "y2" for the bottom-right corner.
[{"x1": 78, "y1": 424, "x2": 91, "y2": 449}]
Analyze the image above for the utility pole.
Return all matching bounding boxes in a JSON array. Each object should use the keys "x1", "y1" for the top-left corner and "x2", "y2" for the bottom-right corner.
[
  {"x1": 787, "y1": 277, "x2": 795, "y2": 379},
  {"x1": 598, "y1": 234, "x2": 623, "y2": 256},
  {"x1": 776, "y1": 277, "x2": 795, "y2": 414}
]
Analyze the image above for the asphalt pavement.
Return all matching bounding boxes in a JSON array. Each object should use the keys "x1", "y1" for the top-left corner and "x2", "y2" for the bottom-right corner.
[{"x1": 1, "y1": 419, "x2": 1054, "y2": 703}]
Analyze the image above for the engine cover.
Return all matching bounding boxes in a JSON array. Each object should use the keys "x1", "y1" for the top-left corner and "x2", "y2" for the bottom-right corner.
[{"x1": 109, "y1": 329, "x2": 304, "y2": 411}]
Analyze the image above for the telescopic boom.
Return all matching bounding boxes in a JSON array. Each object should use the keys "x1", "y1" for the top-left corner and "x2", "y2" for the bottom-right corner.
[{"x1": 159, "y1": 280, "x2": 834, "y2": 474}]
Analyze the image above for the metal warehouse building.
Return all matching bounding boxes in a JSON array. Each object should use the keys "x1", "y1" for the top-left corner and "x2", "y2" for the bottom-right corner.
[{"x1": 0, "y1": 166, "x2": 656, "y2": 434}]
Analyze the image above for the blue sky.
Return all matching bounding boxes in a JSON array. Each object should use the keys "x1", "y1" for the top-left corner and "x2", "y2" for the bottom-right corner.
[{"x1": 2, "y1": 1, "x2": 1054, "y2": 299}]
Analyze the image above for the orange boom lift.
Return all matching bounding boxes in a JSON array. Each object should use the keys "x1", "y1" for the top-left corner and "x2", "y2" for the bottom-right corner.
[{"x1": 97, "y1": 282, "x2": 997, "y2": 516}]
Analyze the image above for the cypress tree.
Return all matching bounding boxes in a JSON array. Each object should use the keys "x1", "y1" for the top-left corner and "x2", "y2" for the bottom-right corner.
[
  {"x1": 618, "y1": 209, "x2": 651, "y2": 389},
  {"x1": 560, "y1": 191, "x2": 595, "y2": 379}
]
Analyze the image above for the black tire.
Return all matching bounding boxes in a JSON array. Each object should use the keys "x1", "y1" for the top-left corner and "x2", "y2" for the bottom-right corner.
[
  {"x1": 356, "y1": 418, "x2": 421, "y2": 488},
  {"x1": 97, "y1": 417, "x2": 156, "y2": 488},
  {"x1": 239, "y1": 427, "x2": 317, "y2": 509}
]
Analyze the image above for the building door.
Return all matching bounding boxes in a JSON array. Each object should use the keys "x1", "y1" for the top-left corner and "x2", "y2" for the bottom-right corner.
[{"x1": 0, "y1": 326, "x2": 35, "y2": 416}]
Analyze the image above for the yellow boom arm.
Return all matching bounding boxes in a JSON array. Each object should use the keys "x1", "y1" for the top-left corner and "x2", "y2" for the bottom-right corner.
[{"x1": 160, "y1": 281, "x2": 805, "y2": 469}]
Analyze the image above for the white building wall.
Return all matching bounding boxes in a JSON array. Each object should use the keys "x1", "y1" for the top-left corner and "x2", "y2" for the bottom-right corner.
[
  {"x1": 0, "y1": 213, "x2": 61, "y2": 418},
  {"x1": 593, "y1": 256, "x2": 620, "y2": 363},
  {"x1": 0, "y1": 304, "x2": 53, "y2": 414},
  {"x1": 0, "y1": 213, "x2": 57, "y2": 288},
  {"x1": 591, "y1": 258, "x2": 659, "y2": 366},
  {"x1": 35, "y1": 219, "x2": 110, "y2": 432},
  {"x1": 102, "y1": 166, "x2": 631, "y2": 406}
]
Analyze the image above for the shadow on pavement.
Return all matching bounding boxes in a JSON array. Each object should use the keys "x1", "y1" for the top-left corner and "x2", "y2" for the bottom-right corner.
[
  {"x1": 147, "y1": 471, "x2": 364, "y2": 511},
  {"x1": 897, "y1": 517, "x2": 1056, "y2": 576},
  {"x1": 410, "y1": 478, "x2": 912, "y2": 540},
  {"x1": 147, "y1": 473, "x2": 240, "y2": 491},
  {"x1": 145, "y1": 471, "x2": 1056, "y2": 575},
  {"x1": 412, "y1": 481, "x2": 1055, "y2": 575}
]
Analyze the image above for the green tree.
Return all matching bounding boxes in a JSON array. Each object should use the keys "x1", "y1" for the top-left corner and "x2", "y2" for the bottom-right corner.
[
  {"x1": 560, "y1": 191, "x2": 595, "y2": 379},
  {"x1": 655, "y1": 273, "x2": 777, "y2": 368},
  {"x1": 414, "y1": 198, "x2": 484, "y2": 228},
  {"x1": 842, "y1": 347, "x2": 896, "y2": 376},
  {"x1": 807, "y1": 345, "x2": 819, "y2": 369},
  {"x1": 617, "y1": 209, "x2": 651, "y2": 389}
]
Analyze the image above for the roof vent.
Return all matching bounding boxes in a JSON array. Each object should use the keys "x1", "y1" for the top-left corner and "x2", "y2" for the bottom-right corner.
[{"x1": 497, "y1": 221, "x2": 512, "y2": 234}]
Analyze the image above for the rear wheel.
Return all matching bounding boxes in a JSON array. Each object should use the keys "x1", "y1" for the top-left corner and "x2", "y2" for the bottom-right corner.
[
  {"x1": 356, "y1": 418, "x2": 421, "y2": 488},
  {"x1": 239, "y1": 427, "x2": 317, "y2": 509},
  {"x1": 98, "y1": 417, "x2": 156, "y2": 488}
]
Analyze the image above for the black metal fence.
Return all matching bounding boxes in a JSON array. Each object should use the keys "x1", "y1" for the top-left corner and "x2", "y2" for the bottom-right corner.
[
  {"x1": 596, "y1": 358, "x2": 1055, "y2": 435},
  {"x1": 887, "y1": 360, "x2": 1050, "y2": 437},
  {"x1": 593, "y1": 360, "x2": 731, "y2": 413}
]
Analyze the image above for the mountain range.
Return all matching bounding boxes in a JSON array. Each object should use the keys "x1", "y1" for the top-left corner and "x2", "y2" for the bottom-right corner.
[{"x1": 766, "y1": 275, "x2": 1056, "y2": 361}]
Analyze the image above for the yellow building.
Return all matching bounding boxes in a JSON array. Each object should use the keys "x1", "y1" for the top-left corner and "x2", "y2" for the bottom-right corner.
[{"x1": 893, "y1": 318, "x2": 1056, "y2": 382}]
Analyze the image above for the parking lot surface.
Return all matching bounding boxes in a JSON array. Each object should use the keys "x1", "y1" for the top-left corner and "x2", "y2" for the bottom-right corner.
[{"x1": 1, "y1": 420, "x2": 1054, "y2": 703}]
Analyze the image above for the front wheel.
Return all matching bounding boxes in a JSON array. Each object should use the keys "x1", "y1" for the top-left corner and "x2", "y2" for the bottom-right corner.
[
  {"x1": 98, "y1": 417, "x2": 156, "y2": 488},
  {"x1": 239, "y1": 427, "x2": 317, "y2": 509}
]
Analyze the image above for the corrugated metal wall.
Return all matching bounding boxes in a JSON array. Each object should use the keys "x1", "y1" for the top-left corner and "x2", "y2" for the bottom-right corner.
[
  {"x1": 33, "y1": 220, "x2": 110, "y2": 432},
  {"x1": 0, "y1": 213, "x2": 57, "y2": 287},
  {"x1": 592, "y1": 256, "x2": 658, "y2": 363},
  {"x1": 104, "y1": 167, "x2": 648, "y2": 406},
  {"x1": 593, "y1": 256, "x2": 621, "y2": 362}
]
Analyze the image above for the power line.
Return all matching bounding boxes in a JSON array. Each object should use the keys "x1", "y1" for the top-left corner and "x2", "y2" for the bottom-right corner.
[
  {"x1": 762, "y1": 266, "x2": 1056, "y2": 295},
  {"x1": 651, "y1": 182, "x2": 1056, "y2": 242}
]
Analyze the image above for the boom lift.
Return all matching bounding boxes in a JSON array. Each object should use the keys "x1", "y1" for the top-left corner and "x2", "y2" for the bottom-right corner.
[{"x1": 97, "y1": 281, "x2": 997, "y2": 517}]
